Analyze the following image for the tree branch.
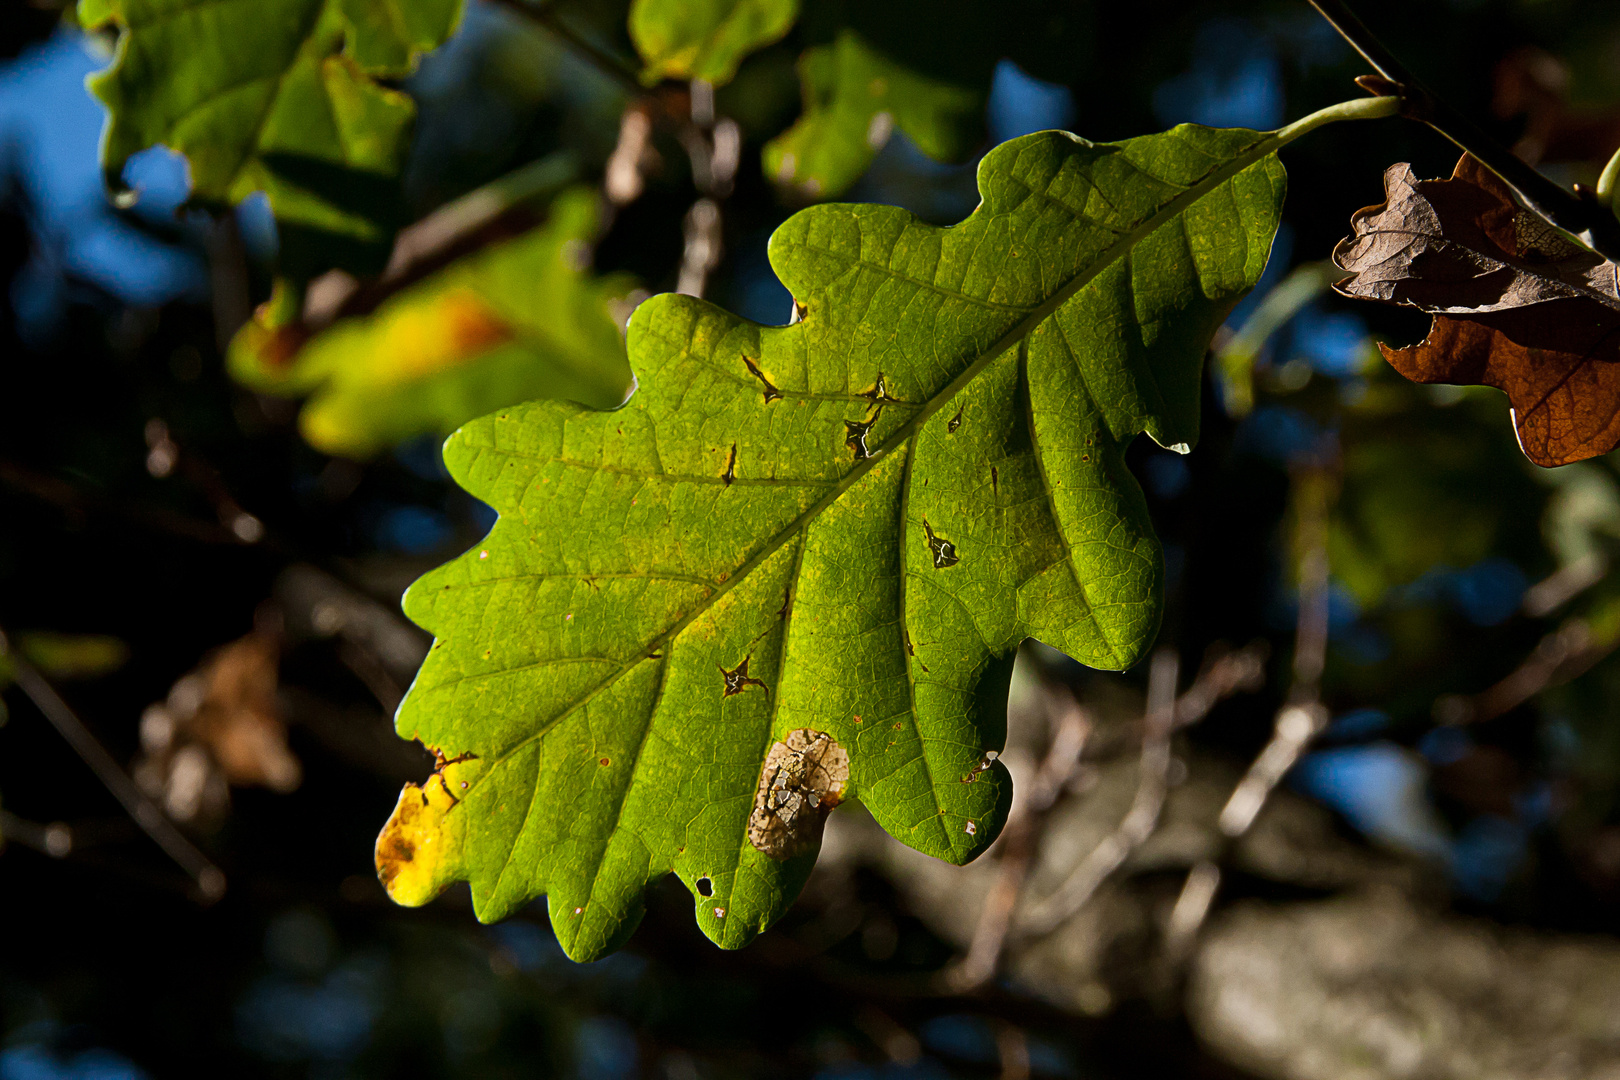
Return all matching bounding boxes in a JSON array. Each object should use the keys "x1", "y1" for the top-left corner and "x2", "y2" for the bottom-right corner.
[
  {"x1": 486, "y1": 0, "x2": 645, "y2": 95},
  {"x1": 1306, "y1": 0, "x2": 1620, "y2": 263},
  {"x1": 0, "y1": 630, "x2": 225, "y2": 901}
]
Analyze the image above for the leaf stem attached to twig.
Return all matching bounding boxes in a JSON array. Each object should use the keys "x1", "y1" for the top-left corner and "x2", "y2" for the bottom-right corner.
[{"x1": 1305, "y1": 0, "x2": 1620, "y2": 262}]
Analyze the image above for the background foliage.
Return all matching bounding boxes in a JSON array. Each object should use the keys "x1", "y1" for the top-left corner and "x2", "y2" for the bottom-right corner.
[{"x1": 8, "y1": 0, "x2": 1620, "y2": 1077}]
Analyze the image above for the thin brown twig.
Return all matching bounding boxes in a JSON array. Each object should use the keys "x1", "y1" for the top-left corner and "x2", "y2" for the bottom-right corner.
[
  {"x1": 0, "y1": 809, "x2": 71, "y2": 858},
  {"x1": 0, "y1": 628, "x2": 225, "y2": 901},
  {"x1": 995, "y1": 1022, "x2": 1031, "y2": 1080},
  {"x1": 1173, "y1": 641, "x2": 1270, "y2": 730},
  {"x1": 0, "y1": 458, "x2": 245, "y2": 547},
  {"x1": 1434, "y1": 617, "x2": 1620, "y2": 726},
  {"x1": 486, "y1": 0, "x2": 645, "y2": 94},
  {"x1": 675, "y1": 81, "x2": 740, "y2": 299},
  {"x1": 946, "y1": 640, "x2": 1270, "y2": 982}
]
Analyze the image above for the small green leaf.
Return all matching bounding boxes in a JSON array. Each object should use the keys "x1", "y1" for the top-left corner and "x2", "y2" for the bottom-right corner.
[
  {"x1": 380, "y1": 125, "x2": 1285, "y2": 961},
  {"x1": 759, "y1": 0, "x2": 1091, "y2": 200},
  {"x1": 86, "y1": 0, "x2": 463, "y2": 276},
  {"x1": 230, "y1": 187, "x2": 636, "y2": 459},
  {"x1": 629, "y1": 0, "x2": 797, "y2": 86},
  {"x1": 763, "y1": 28, "x2": 984, "y2": 198}
]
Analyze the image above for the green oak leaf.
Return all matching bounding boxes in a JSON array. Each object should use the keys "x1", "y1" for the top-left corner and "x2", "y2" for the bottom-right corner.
[
  {"x1": 629, "y1": 0, "x2": 797, "y2": 86},
  {"x1": 378, "y1": 124, "x2": 1285, "y2": 961},
  {"x1": 84, "y1": 0, "x2": 463, "y2": 277},
  {"x1": 229, "y1": 187, "x2": 636, "y2": 459}
]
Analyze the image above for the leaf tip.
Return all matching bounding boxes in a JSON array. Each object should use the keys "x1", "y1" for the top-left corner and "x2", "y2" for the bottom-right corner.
[{"x1": 375, "y1": 776, "x2": 464, "y2": 908}]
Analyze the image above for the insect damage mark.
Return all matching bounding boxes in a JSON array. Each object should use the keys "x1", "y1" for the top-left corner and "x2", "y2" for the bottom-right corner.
[
  {"x1": 947, "y1": 407, "x2": 964, "y2": 433},
  {"x1": 991, "y1": 466, "x2": 998, "y2": 495},
  {"x1": 748, "y1": 729, "x2": 850, "y2": 859},
  {"x1": 845, "y1": 410, "x2": 880, "y2": 460},
  {"x1": 720, "y1": 656, "x2": 769, "y2": 696},
  {"x1": 423, "y1": 748, "x2": 479, "y2": 805},
  {"x1": 922, "y1": 519, "x2": 960, "y2": 569},
  {"x1": 961, "y1": 749, "x2": 999, "y2": 783},
  {"x1": 721, "y1": 443, "x2": 737, "y2": 485},
  {"x1": 742, "y1": 356, "x2": 782, "y2": 403},
  {"x1": 861, "y1": 374, "x2": 899, "y2": 404},
  {"x1": 904, "y1": 631, "x2": 929, "y2": 673}
]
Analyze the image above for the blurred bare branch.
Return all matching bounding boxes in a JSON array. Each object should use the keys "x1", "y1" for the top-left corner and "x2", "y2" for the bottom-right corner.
[
  {"x1": 1435, "y1": 616, "x2": 1620, "y2": 726},
  {"x1": 1019, "y1": 649, "x2": 1178, "y2": 938},
  {"x1": 1167, "y1": 462, "x2": 1336, "y2": 959},
  {"x1": 0, "y1": 626, "x2": 225, "y2": 901},
  {"x1": 1174, "y1": 641, "x2": 1270, "y2": 730},
  {"x1": 675, "y1": 82, "x2": 739, "y2": 299},
  {"x1": 942, "y1": 686, "x2": 1092, "y2": 990}
]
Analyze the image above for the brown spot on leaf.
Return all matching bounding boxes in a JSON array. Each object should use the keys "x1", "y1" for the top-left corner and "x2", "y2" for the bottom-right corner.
[
  {"x1": 743, "y1": 356, "x2": 782, "y2": 403},
  {"x1": 947, "y1": 407, "x2": 964, "y2": 434},
  {"x1": 721, "y1": 443, "x2": 737, "y2": 485},
  {"x1": 844, "y1": 414, "x2": 879, "y2": 460},
  {"x1": 1335, "y1": 154, "x2": 1620, "y2": 466},
  {"x1": 922, "y1": 519, "x2": 959, "y2": 568},
  {"x1": 720, "y1": 656, "x2": 769, "y2": 697},
  {"x1": 748, "y1": 729, "x2": 849, "y2": 859},
  {"x1": 861, "y1": 374, "x2": 898, "y2": 403},
  {"x1": 961, "y1": 749, "x2": 1000, "y2": 784}
]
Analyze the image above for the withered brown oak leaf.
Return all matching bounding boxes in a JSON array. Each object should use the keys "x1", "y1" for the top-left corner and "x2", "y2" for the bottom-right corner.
[{"x1": 1334, "y1": 154, "x2": 1620, "y2": 467}]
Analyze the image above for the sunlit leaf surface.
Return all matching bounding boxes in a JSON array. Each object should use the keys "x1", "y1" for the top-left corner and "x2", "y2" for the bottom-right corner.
[
  {"x1": 379, "y1": 125, "x2": 1286, "y2": 961},
  {"x1": 630, "y1": 0, "x2": 797, "y2": 85}
]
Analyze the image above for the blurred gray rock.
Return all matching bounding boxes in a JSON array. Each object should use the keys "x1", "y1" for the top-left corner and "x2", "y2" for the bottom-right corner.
[{"x1": 1189, "y1": 890, "x2": 1620, "y2": 1080}]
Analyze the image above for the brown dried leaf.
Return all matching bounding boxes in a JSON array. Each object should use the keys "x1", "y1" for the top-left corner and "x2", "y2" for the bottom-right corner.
[
  {"x1": 1334, "y1": 155, "x2": 1620, "y2": 467},
  {"x1": 192, "y1": 634, "x2": 300, "y2": 792},
  {"x1": 135, "y1": 632, "x2": 301, "y2": 825}
]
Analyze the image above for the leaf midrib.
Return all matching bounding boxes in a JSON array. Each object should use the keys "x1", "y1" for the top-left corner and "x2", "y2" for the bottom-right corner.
[{"x1": 455, "y1": 126, "x2": 1283, "y2": 800}]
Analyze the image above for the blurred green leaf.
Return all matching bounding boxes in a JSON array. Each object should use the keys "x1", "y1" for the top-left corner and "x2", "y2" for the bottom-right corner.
[
  {"x1": 230, "y1": 186, "x2": 636, "y2": 459},
  {"x1": 1332, "y1": 374, "x2": 1548, "y2": 608},
  {"x1": 377, "y1": 124, "x2": 1285, "y2": 960},
  {"x1": 0, "y1": 632, "x2": 130, "y2": 692},
  {"x1": 629, "y1": 0, "x2": 797, "y2": 85},
  {"x1": 85, "y1": 0, "x2": 463, "y2": 277},
  {"x1": 763, "y1": 27, "x2": 984, "y2": 198},
  {"x1": 761, "y1": 0, "x2": 1089, "y2": 200}
]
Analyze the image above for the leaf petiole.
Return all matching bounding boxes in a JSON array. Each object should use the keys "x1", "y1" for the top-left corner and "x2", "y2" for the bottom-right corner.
[
  {"x1": 1271, "y1": 93, "x2": 1400, "y2": 147},
  {"x1": 1306, "y1": 0, "x2": 1620, "y2": 263}
]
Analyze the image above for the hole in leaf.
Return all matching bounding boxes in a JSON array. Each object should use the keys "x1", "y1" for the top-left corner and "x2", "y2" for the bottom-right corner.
[{"x1": 696, "y1": 876, "x2": 713, "y2": 897}]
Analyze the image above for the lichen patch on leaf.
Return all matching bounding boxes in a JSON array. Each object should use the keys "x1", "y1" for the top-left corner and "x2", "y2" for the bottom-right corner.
[{"x1": 748, "y1": 729, "x2": 850, "y2": 859}]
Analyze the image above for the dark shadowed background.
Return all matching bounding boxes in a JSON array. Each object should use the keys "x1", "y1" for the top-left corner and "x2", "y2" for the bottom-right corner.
[{"x1": 6, "y1": 1, "x2": 1620, "y2": 1077}]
